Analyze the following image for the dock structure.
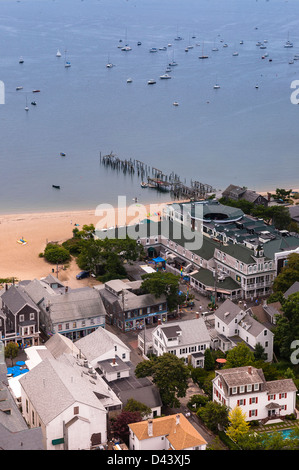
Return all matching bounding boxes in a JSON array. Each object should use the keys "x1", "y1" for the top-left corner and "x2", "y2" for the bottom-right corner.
[{"x1": 99, "y1": 150, "x2": 215, "y2": 200}]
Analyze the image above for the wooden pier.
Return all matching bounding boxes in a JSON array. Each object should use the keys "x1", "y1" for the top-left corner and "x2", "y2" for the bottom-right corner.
[{"x1": 100, "y1": 151, "x2": 216, "y2": 200}]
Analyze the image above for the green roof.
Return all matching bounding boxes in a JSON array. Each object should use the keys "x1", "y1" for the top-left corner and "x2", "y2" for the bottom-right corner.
[{"x1": 192, "y1": 269, "x2": 240, "y2": 291}]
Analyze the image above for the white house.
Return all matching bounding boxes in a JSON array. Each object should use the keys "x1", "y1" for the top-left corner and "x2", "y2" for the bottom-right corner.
[
  {"x1": 150, "y1": 316, "x2": 211, "y2": 368},
  {"x1": 19, "y1": 356, "x2": 108, "y2": 450},
  {"x1": 128, "y1": 413, "x2": 207, "y2": 451},
  {"x1": 213, "y1": 299, "x2": 274, "y2": 361},
  {"x1": 75, "y1": 326, "x2": 131, "y2": 368},
  {"x1": 212, "y1": 366, "x2": 297, "y2": 421}
]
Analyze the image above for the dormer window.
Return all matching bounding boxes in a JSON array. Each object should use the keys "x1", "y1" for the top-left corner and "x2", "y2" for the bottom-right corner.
[
  {"x1": 247, "y1": 384, "x2": 252, "y2": 392},
  {"x1": 232, "y1": 387, "x2": 237, "y2": 394},
  {"x1": 254, "y1": 383, "x2": 259, "y2": 391}
]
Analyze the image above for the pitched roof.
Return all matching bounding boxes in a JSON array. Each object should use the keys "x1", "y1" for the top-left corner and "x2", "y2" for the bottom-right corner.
[
  {"x1": 47, "y1": 288, "x2": 107, "y2": 323},
  {"x1": 216, "y1": 366, "x2": 266, "y2": 388},
  {"x1": 128, "y1": 413, "x2": 207, "y2": 450},
  {"x1": 19, "y1": 357, "x2": 106, "y2": 425},
  {"x1": 284, "y1": 281, "x2": 299, "y2": 299},
  {"x1": 158, "y1": 317, "x2": 210, "y2": 345},
  {"x1": 75, "y1": 326, "x2": 130, "y2": 363},
  {"x1": 214, "y1": 299, "x2": 242, "y2": 324},
  {"x1": 1, "y1": 285, "x2": 39, "y2": 314},
  {"x1": 266, "y1": 378, "x2": 297, "y2": 394}
]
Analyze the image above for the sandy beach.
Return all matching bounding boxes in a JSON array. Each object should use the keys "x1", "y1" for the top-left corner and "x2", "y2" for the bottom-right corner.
[
  {"x1": 0, "y1": 189, "x2": 297, "y2": 287},
  {"x1": 0, "y1": 201, "x2": 173, "y2": 287}
]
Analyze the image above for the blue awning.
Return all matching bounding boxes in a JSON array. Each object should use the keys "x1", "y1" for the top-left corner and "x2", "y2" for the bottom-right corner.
[{"x1": 152, "y1": 257, "x2": 165, "y2": 263}]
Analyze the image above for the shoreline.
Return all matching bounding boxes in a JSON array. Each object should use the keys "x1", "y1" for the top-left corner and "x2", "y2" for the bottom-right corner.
[
  {"x1": 0, "y1": 188, "x2": 297, "y2": 283},
  {"x1": 0, "y1": 200, "x2": 182, "y2": 284}
]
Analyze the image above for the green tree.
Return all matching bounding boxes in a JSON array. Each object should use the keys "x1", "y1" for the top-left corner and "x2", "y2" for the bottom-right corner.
[
  {"x1": 123, "y1": 399, "x2": 151, "y2": 418},
  {"x1": 273, "y1": 253, "x2": 299, "y2": 293},
  {"x1": 141, "y1": 271, "x2": 180, "y2": 312},
  {"x1": 135, "y1": 354, "x2": 189, "y2": 408},
  {"x1": 43, "y1": 243, "x2": 71, "y2": 264},
  {"x1": 226, "y1": 406, "x2": 250, "y2": 443},
  {"x1": 5, "y1": 342, "x2": 19, "y2": 366},
  {"x1": 187, "y1": 394, "x2": 209, "y2": 411},
  {"x1": 224, "y1": 343, "x2": 255, "y2": 369},
  {"x1": 197, "y1": 401, "x2": 229, "y2": 433},
  {"x1": 254, "y1": 342, "x2": 267, "y2": 361},
  {"x1": 274, "y1": 292, "x2": 299, "y2": 360},
  {"x1": 204, "y1": 348, "x2": 215, "y2": 371}
]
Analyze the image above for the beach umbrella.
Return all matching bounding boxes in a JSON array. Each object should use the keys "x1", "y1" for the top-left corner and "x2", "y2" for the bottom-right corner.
[
  {"x1": 216, "y1": 358, "x2": 227, "y2": 364},
  {"x1": 16, "y1": 361, "x2": 25, "y2": 366}
]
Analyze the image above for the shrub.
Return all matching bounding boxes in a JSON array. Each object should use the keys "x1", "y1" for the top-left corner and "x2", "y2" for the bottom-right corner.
[{"x1": 43, "y1": 243, "x2": 71, "y2": 264}]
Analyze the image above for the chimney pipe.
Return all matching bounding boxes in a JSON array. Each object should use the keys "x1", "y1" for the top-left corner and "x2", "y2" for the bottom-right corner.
[{"x1": 148, "y1": 419, "x2": 153, "y2": 437}]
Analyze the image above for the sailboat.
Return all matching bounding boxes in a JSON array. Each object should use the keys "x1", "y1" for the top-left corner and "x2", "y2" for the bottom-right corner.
[
  {"x1": 19, "y1": 56, "x2": 24, "y2": 64},
  {"x1": 106, "y1": 54, "x2": 114, "y2": 68},
  {"x1": 25, "y1": 96, "x2": 29, "y2": 112},
  {"x1": 56, "y1": 49, "x2": 62, "y2": 57},
  {"x1": 64, "y1": 50, "x2": 71, "y2": 67},
  {"x1": 284, "y1": 32, "x2": 293, "y2": 48},
  {"x1": 198, "y1": 42, "x2": 208, "y2": 59}
]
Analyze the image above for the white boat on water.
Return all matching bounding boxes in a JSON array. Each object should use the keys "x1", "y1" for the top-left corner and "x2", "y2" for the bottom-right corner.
[
  {"x1": 173, "y1": 101, "x2": 179, "y2": 106},
  {"x1": 56, "y1": 49, "x2": 62, "y2": 57},
  {"x1": 232, "y1": 52, "x2": 239, "y2": 56},
  {"x1": 121, "y1": 45, "x2": 132, "y2": 51},
  {"x1": 16, "y1": 86, "x2": 23, "y2": 90},
  {"x1": 213, "y1": 83, "x2": 220, "y2": 89},
  {"x1": 284, "y1": 33, "x2": 293, "y2": 48},
  {"x1": 160, "y1": 74, "x2": 171, "y2": 79},
  {"x1": 127, "y1": 78, "x2": 133, "y2": 83},
  {"x1": 19, "y1": 56, "x2": 24, "y2": 63},
  {"x1": 147, "y1": 79, "x2": 156, "y2": 85}
]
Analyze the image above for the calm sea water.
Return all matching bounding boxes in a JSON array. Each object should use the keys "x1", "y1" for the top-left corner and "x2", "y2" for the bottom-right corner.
[{"x1": 0, "y1": 0, "x2": 299, "y2": 214}]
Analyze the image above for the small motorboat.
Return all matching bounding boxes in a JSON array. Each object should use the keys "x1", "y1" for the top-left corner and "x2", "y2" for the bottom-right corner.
[
  {"x1": 16, "y1": 86, "x2": 23, "y2": 91},
  {"x1": 19, "y1": 57, "x2": 24, "y2": 64},
  {"x1": 160, "y1": 74, "x2": 171, "y2": 79},
  {"x1": 52, "y1": 185, "x2": 60, "y2": 189},
  {"x1": 147, "y1": 79, "x2": 156, "y2": 85},
  {"x1": 149, "y1": 47, "x2": 158, "y2": 53},
  {"x1": 126, "y1": 78, "x2": 133, "y2": 83},
  {"x1": 32, "y1": 90, "x2": 40, "y2": 93},
  {"x1": 232, "y1": 52, "x2": 239, "y2": 56},
  {"x1": 121, "y1": 45, "x2": 132, "y2": 51},
  {"x1": 60, "y1": 152, "x2": 66, "y2": 156},
  {"x1": 140, "y1": 182, "x2": 148, "y2": 188},
  {"x1": 213, "y1": 84, "x2": 220, "y2": 89},
  {"x1": 173, "y1": 101, "x2": 179, "y2": 106},
  {"x1": 137, "y1": 41, "x2": 142, "y2": 46},
  {"x1": 31, "y1": 101, "x2": 37, "y2": 106}
]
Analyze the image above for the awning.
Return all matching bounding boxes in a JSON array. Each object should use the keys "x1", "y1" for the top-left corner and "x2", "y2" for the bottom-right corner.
[{"x1": 153, "y1": 257, "x2": 165, "y2": 263}]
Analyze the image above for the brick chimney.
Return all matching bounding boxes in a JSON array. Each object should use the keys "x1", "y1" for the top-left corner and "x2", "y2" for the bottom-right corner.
[
  {"x1": 148, "y1": 419, "x2": 153, "y2": 437},
  {"x1": 248, "y1": 366, "x2": 252, "y2": 375}
]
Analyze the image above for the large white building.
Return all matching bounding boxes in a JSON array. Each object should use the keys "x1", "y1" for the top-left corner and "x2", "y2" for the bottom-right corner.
[
  {"x1": 149, "y1": 316, "x2": 211, "y2": 368},
  {"x1": 212, "y1": 366, "x2": 297, "y2": 421},
  {"x1": 212, "y1": 299, "x2": 274, "y2": 362}
]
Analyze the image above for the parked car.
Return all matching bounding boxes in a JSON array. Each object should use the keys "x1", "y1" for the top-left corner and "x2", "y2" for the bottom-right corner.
[{"x1": 76, "y1": 270, "x2": 90, "y2": 280}]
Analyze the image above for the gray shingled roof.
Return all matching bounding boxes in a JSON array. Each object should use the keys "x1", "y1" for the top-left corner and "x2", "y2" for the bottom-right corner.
[
  {"x1": 214, "y1": 299, "x2": 242, "y2": 324},
  {"x1": 75, "y1": 326, "x2": 130, "y2": 363},
  {"x1": 19, "y1": 357, "x2": 106, "y2": 425},
  {"x1": 1, "y1": 285, "x2": 38, "y2": 314},
  {"x1": 159, "y1": 317, "x2": 210, "y2": 345},
  {"x1": 284, "y1": 281, "x2": 299, "y2": 299},
  {"x1": 48, "y1": 288, "x2": 107, "y2": 323}
]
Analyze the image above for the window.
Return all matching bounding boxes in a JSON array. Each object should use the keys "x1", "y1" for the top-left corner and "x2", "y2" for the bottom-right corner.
[
  {"x1": 74, "y1": 406, "x2": 79, "y2": 415},
  {"x1": 73, "y1": 322, "x2": 77, "y2": 329},
  {"x1": 30, "y1": 313, "x2": 35, "y2": 320},
  {"x1": 247, "y1": 385, "x2": 252, "y2": 392},
  {"x1": 264, "y1": 330, "x2": 267, "y2": 336},
  {"x1": 254, "y1": 383, "x2": 259, "y2": 391},
  {"x1": 65, "y1": 323, "x2": 69, "y2": 330},
  {"x1": 240, "y1": 386, "x2": 245, "y2": 393},
  {"x1": 19, "y1": 314, "x2": 24, "y2": 322},
  {"x1": 232, "y1": 387, "x2": 237, "y2": 394}
]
